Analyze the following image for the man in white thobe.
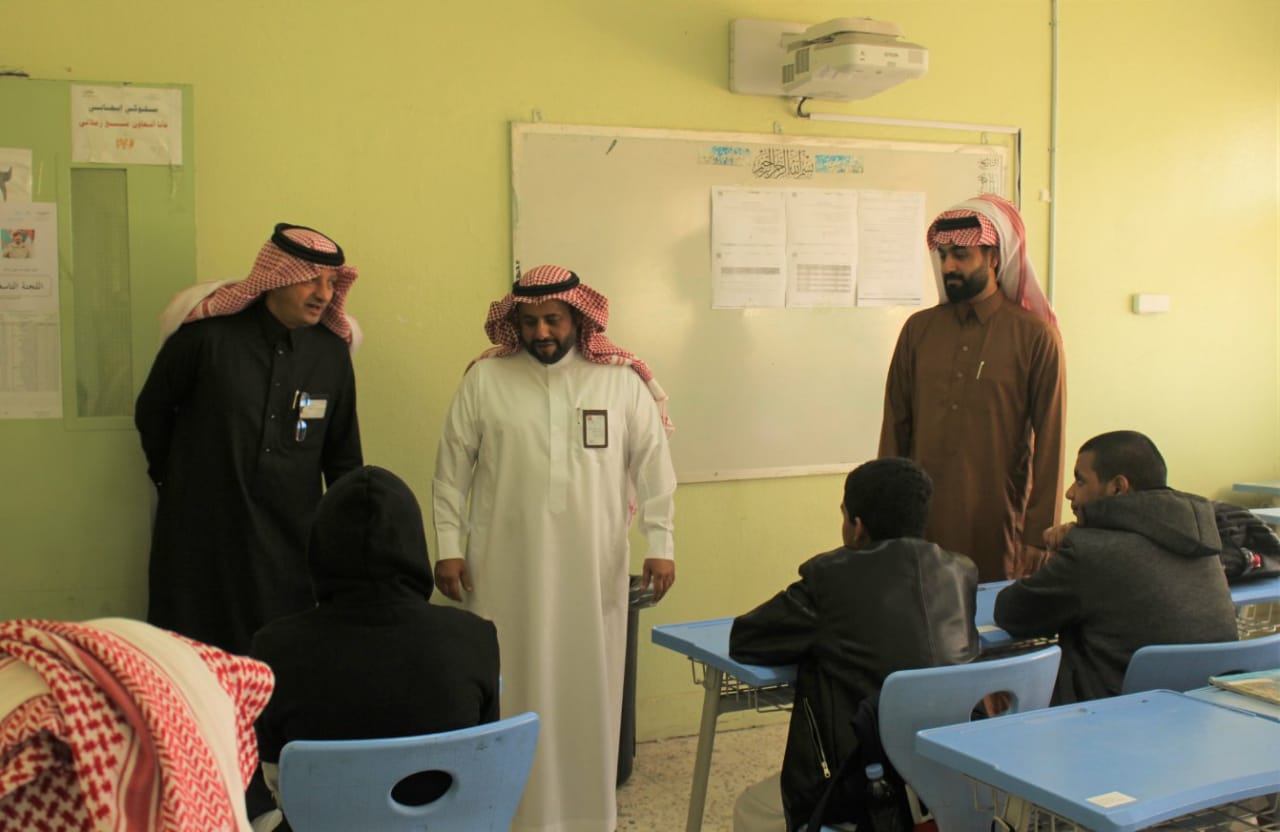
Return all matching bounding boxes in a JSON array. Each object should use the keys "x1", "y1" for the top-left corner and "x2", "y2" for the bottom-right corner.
[{"x1": 433, "y1": 264, "x2": 677, "y2": 832}]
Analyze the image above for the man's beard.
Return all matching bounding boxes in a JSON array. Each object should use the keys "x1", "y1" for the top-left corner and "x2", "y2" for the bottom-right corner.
[
  {"x1": 525, "y1": 337, "x2": 572, "y2": 365},
  {"x1": 943, "y1": 270, "x2": 989, "y2": 303}
]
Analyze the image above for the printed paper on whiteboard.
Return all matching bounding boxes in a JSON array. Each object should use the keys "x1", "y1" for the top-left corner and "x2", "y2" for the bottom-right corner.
[
  {"x1": 785, "y1": 189, "x2": 857, "y2": 308},
  {"x1": 711, "y1": 187, "x2": 787, "y2": 309},
  {"x1": 856, "y1": 190, "x2": 926, "y2": 307}
]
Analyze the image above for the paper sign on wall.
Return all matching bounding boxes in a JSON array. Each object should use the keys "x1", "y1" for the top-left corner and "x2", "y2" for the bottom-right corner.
[
  {"x1": 0, "y1": 201, "x2": 62, "y2": 418},
  {"x1": 71, "y1": 85, "x2": 182, "y2": 165},
  {"x1": 0, "y1": 148, "x2": 33, "y2": 202}
]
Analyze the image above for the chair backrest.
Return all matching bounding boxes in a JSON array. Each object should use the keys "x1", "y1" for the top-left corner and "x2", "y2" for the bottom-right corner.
[
  {"x1": 1120, "y1": 632, "x2": 1280, "y2": 694},
  {"x1": 278, "y1": 711, "x2": 540, "y2": 832},
  {"x1": 878, "y1": 646, "x2": 1061, "y2": 832}
]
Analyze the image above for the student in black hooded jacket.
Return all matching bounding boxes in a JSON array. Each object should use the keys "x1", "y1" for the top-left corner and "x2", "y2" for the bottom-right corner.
[{"x1": 250, "y1": 465, "x2": 499, "y2": 829}]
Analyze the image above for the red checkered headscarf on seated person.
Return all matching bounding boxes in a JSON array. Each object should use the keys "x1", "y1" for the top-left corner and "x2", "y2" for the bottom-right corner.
[
  {"x1": 0, "y1": 618, "x2": 273, "y2": 832},
  {"x1": 474, "y1": 264, "x2": 672, "y2": 432},
  {"x1": 926, "y1": 194, "x2": 1057, "y2": 328},
  {"x1": 157, "y1": 223, "x2": 361, "y2": 349}
]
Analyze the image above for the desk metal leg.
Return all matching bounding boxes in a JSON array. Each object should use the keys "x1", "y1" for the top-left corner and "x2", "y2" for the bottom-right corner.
[{"x1": 685, "y1": 666, "x2": 723, "y2": 832}]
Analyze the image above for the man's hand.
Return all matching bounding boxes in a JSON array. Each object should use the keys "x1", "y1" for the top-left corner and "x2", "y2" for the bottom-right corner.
[
  {"x1": 1042, "y1": 521, "x2": 1076, "y2": 552},
  {"x1": 641, "y1": 558, "x2": 675, "y2": 603},
  {"x1": 1008, "y1": 543, "x2": 1051, "y2": 579},
  {"x1": 434, "y1": 558, "x2": 472, "y2": 602}
]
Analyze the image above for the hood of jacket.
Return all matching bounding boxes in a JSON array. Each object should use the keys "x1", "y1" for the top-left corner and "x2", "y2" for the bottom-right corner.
[
  {"x1": 1078, "y1": 488, "x2": 1221, "y2": 558},
  {"x1": 308, "y1": 465, "x2": 434, "y2": 604}
]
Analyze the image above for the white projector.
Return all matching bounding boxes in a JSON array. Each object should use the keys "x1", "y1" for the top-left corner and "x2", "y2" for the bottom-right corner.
[{"x1": 781, "y1": 18, "x2": 928, "y2": 101}]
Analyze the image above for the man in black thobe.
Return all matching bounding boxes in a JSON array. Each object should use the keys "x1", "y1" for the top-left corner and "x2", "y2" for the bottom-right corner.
[{"x1": 136, "y1": 223, "x2": 363, "y2": 654}]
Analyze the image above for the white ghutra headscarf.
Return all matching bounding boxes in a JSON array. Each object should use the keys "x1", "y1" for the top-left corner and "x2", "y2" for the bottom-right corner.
[{"x1": 926, "y1": 194, "x2": 1057, "y2": 328}]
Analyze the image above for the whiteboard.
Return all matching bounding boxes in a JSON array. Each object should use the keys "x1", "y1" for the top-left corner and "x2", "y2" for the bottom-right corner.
[{"x1": 511, "y1": 122, "x2": 1010, "y2": 483}]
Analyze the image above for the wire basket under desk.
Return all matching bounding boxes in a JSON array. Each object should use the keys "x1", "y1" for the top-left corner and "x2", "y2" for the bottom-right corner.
[
  {"x1": 685, "y1": 657, "x2": 794, "y2": 713},
  {"x1": 985, "y1": 785, "x2": 1280, "y2": 832}
]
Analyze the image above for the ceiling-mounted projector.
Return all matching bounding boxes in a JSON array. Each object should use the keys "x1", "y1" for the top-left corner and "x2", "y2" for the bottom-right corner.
[
  {"x1": 730, "y1": 18, "x2": 928, "y2": 102},
  {"x1": 783, "y1": 18, "x2": 927, "y2": 100}
]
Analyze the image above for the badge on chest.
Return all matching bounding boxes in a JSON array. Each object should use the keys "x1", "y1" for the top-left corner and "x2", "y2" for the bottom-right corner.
[
  {"x1": 292, "y1": 390, "x2": 329, "y2": 442},
  {"x1": 582, "y1": 409, "x2": 608, "y2": 448}
]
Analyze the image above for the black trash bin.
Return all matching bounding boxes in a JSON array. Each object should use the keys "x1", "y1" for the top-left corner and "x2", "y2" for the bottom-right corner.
[{"x1": 618, "y1": 574, "x2": 659, "y2": 787}]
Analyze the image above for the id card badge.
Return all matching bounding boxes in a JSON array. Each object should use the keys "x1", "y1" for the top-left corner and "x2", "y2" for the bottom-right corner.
[
  {"x1": 300, "y1": 397, "x2": 328, "y2": 419},
  {"x1": 582, "y1": 409, "x2": 608, "y2": 448},
  {"x1": 291, "y1": 391, "x2": 329, "y2": 442},
  {"x1": 291, "y1": 390, "x2": 329, "y2": 420}
]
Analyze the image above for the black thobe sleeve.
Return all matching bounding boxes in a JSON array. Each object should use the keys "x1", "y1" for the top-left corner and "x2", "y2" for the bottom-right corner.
[
  {"x1": 320, "y1": 353, "x2": 362, "y2": 488},
  {"x1": 135, "y1": 328, "x2": 202, "y2": 486}
]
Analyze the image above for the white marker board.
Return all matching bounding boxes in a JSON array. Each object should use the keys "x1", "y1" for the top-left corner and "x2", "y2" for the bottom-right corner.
[{"x1": 512, "y1": 122, "x2": 1010, "y2": 482}]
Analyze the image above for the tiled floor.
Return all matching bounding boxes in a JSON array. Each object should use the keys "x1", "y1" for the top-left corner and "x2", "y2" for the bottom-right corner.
[{"x1": 616, "y1": 721, "x2": 788, "y2": 831}]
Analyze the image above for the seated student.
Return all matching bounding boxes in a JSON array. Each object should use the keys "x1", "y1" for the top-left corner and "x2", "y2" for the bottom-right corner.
[
  {"x1": 0, "y1": 617, "x2": 272, "y2": 831},
  {"x1": 729, "y1": 457, "x2": 980, "y2": 832},
  {"x1": 250, "y1": 465, "x2": 500, "y2": 830},
  {"x1": 994, "y1": 430, "x2": 1237, "y2": 704}
]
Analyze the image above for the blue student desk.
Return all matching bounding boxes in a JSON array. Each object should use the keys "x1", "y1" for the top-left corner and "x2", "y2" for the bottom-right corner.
[
  {"x1": 1251, "y1": 506, "x2": 1280, "y2": 526},
  {"x1": 1186, "y1": 683, "x2": 1280, "y2": 722},
  {"x1": 915, "y1": 690, "x2": 1280, "y2": 832},
  {"x1": 1233, "y1": 576, "x2": 1280, "y2": 607},
  {"x1": 651, "y1": 617, "x2": 794, "y2": 832},
  {"x1": 974, "y1": 579, "x2": 1018, "y2": 649},
  {"x1": 1233, "y1": 480, "x2": 1280, "y2": 498},
  {"x1": 650, "y1": 581, "x2": 1022, "y2": 832},
  {"x1": 653, "y1": 579, "x2": 1280, "y2": 832}
]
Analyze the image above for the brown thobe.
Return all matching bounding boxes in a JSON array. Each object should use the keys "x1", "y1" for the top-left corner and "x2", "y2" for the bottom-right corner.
[{"x1": 879, "y1": 291, "x2": 1066, "y2": 581}]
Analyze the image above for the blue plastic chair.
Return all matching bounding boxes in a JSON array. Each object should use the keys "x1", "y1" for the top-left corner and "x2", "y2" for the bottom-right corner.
[
  {"x1": 878, "y1": 646, "x2": 1061, "y2": 832},
  {"x1": 277, "y1": 711, "x2": 540, "y2": 832},
  {"x1": 1120, "y1": 631, "x2": 1280, "y2": 694}
]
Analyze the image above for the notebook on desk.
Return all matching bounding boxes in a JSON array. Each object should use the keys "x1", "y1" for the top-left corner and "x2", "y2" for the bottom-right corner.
[{"x1": 1208, "y1": 668, "x2": 1280, "y2": 705}]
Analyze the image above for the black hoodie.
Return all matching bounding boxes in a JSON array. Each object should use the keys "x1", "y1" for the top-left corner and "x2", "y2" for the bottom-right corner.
[
  {"x1": 995, "y1": 488, "x2": 1237, "y2": 703},
  {"x1": 251, "y1": 466, "x2": 500, "y2": 764}
]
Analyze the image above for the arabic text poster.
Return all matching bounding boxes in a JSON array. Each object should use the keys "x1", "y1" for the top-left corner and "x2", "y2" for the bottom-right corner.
[
  {"x1": 71, "y1": 85, "x2": 182, "y2": 165},
  {"x1": 0, "y1": 202, "x2": 62, "y2": 418}
]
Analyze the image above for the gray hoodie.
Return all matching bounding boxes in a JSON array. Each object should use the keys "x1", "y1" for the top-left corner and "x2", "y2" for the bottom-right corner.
[{"x1": 994, "y1": 488, "x2": 1237, "y2": 703}]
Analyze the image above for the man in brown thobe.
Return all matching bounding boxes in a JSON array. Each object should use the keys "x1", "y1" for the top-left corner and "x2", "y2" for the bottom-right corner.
[{"x1": 879, "y1": 195, "x2": 1065, "y2": 581}]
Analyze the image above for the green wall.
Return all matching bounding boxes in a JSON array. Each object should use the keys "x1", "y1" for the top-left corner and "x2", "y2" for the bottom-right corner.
[
  {"x1": 3, "y1": 0, "x2": 1277, "y2": 739},
  {"x1": 0, "y1": 79, "x2": 196, "y2": 623}
]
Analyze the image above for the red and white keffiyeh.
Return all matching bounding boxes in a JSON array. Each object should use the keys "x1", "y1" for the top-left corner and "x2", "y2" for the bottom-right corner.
[
  {"x1": 925, "y1": 194, "x2": 1057, "y2": 328},
  {"x1": 157, "y1": 223, "x2": 362, "y2": 350},
  {"x1": 0, "y1": 618, "x2": 274, "y2": 832},
  {"x1": 474, "y1": 264, "x2": 673, "y2": 432}
]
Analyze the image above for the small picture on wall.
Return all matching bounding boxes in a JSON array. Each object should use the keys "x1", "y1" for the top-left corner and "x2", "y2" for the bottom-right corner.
[{"x1": 1, "y1": 228, "x2": 35, "y2": 259}]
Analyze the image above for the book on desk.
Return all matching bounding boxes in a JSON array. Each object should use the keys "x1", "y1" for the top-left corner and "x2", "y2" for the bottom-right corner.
[{"x1": 1209, "y1": 668, "x2": 1280, "y2": 706}]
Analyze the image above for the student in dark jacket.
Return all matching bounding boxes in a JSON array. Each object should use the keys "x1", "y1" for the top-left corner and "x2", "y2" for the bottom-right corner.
[
  {"x1": 995, "y1": 430, "x2": 1237, "y2": 704},
  {"x1": 250, "y1": 465, "x2": 500, "y2": 830},
  {"x1": 729, "y1": 458, "x2": 980, "y2": 832}
]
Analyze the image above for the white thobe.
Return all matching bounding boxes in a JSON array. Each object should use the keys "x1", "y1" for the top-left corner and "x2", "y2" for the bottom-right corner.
[{"x1": 433, "y1": 347, "x2": 676, "y2": 832}]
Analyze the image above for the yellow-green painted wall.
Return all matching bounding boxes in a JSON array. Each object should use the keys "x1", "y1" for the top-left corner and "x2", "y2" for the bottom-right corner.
[{"x1": 5, "y1": 0, "x2": 1276, "y2": 740}]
